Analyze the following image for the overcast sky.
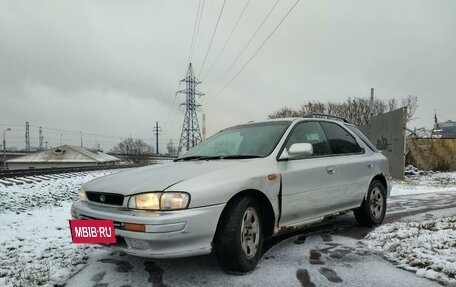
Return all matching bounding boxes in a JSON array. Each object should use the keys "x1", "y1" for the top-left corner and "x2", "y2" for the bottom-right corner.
[{"x1": 0, "y1": 0, "x2": 455, "y2": 151}]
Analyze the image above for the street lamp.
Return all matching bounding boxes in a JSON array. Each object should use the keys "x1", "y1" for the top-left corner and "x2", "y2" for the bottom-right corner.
[{"x1": 3, "y1": 128, "x2": 11, "y2": 170}]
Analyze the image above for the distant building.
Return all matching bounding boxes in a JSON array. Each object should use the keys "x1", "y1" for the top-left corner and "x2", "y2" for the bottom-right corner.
[
  {"x1": 432, "y1": 120, "x2": 456, "y2": 138},
  {"x1": 6, "y1": 145, "x2": 121, "y2": 170}
]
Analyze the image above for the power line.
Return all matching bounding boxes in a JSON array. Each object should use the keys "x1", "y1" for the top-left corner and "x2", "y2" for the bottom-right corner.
[
  {"x1": 161, "y1": 93, "x2": 179, "y2": 132},
  {"x1": 206, "y1": 0, "x2": 301, "y2": 104},
  {"x1": 30, "y1": 125, "x2": 124, "y2": 139},
  {"x1": 203, "y1": 0, "x2": 282, "y2": 97},
  {"x1": 192, "y1": 0, "x2": 207, "y2": 61},
  {"x1": 0, "y1": 124, "x2": 24, "y2": 127},
  {"x1": 197, "y1": 0, "x2": 228, "y2": 78},
  {"x1": 188, "y1": 0, "x2": 203, "y2": 63},
  {"x1": 201, "y1": 0, "x2": 251, "y2": 82}
]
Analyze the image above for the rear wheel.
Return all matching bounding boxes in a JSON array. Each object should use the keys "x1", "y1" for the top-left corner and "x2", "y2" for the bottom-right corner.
[
  {"x1": 214, "y1": 196, "x2": 263, "y2": 273},
  {"x1": 354, "y1": 180, "x2": 386, "y2": 226}
]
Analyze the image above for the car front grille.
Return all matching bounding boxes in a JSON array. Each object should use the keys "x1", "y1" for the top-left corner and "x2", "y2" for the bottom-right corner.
[
  {"x1": 76, "y1": 213, "x2": 123, "y2": 229},
  {"x1": 86, "y1": 191, "x2": 124, "y2": 206}
]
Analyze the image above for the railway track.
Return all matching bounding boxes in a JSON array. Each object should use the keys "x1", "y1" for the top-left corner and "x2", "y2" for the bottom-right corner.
[{"x1": 0, "y1": 165, "x2": 136, "y2": 186}]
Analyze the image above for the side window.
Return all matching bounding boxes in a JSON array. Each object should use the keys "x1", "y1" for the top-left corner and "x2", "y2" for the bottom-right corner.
[
  {"x1": 320, "y1": 122, "x2": 362, "y2": 154},
  {"x1": 285, "y1": 122, "x2": 331, "y2": 156}
]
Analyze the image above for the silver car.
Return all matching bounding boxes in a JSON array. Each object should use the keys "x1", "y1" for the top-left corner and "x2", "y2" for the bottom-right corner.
[{"x1": 71, "y1": 116, "x2": 391, "y2": 272}]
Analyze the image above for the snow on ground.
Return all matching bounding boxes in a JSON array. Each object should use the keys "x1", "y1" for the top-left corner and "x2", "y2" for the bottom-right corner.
[
  {"x1": 0, "y1": 169, "x2": 124, "y2": 287},
  {"x1": 0, "y1": 203, "x2": 106, "y2": 287},
  {"x1": 65, "y1": 233, "x2": 442, "y2": 287},
  {"x1": 391, "y1": 166, "x2": 456, "y2": 197},
  {"x1": 372, "y1": 168, "x2": 456, "y2": 285},
  {"x1": 365, "y1": 208, "x2": 456, "y2": 285},
  {"x1": 0, "y1": 170, "x2": 122, "y2": 214}
]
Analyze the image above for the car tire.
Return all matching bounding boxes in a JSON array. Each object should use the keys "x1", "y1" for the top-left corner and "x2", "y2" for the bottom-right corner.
[
  {"x1": 354, "y1": 180, "x2": 387, "y2": 227},
  {"x1": 214, "y1": 196, "x2": 263, "y2": 273}
]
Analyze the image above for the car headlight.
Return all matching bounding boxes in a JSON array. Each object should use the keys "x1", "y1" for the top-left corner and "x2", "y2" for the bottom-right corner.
[
  {"x1": 128, "y1": 192, "x2": 190, "y2": 210},
  {"x1": 78, "y1": 187, "x2": 87, "y2": 202},
  {"x1": 129, "y1": 193, "x2": 161, "y2": 210},
  {"x1": 161, "y1": 192, "x2": 190, "y2": 210}
]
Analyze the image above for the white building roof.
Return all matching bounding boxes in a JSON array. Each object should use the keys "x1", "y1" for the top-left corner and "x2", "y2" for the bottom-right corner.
[{"x1": 7, "y1": 145, "x2": 121, "y2": 163}]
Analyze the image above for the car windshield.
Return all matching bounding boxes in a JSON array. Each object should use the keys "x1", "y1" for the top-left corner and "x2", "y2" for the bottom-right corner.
[{"x1": 177, "y1": 121, "x2": 291, "y2": 160}]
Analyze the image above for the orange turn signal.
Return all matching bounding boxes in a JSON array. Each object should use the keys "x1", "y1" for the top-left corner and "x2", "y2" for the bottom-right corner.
[
  {"x1": 123, "y1": 223, "x2": 146, "y2": 232},
  {"x1": 268, "y1": 174, "x2": 277, "y2": 181}
]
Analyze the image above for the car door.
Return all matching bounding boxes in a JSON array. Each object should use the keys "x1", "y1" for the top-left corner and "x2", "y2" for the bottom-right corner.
[
  {"x1": 277, "y1": 121, "x2": 340, "y2": 227},
  {"x1": 320, "y1": 122, "x2": 374, "y2": 210}
]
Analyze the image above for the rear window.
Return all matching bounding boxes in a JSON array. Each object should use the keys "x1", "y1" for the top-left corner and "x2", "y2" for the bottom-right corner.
[{"x1": 345, "y1": 124, "x2": 379, "y2": 152}]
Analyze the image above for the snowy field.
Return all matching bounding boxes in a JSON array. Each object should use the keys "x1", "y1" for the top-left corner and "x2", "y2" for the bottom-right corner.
[
  {"x1": 0, "y1": 170, "x2": 119, "y2": 287},
  {"x1": 0, "y1": 167, "x2": 455, "y2": 286}
]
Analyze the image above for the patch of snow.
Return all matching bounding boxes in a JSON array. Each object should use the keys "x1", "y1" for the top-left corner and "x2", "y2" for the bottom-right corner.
[
  {"x1": 0, "y1": 169, "x2": 124, "y2": 286},
  {"x1": 391, "y1": 169, "x2": 456, "y2": 197},
  {"x1": 0, "y1": 169, "x2": 122, "y2": 214},
  {"x1": 0, "y1": 203, "x2": 106, "y2": 287},
  {"x1": 365, "y1": 216, "x2": 456, "y2": 285}
]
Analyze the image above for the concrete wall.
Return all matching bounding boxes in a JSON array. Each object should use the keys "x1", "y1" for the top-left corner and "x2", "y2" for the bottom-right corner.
[
  {"x1": 407, "y1": 138, "x2": 456, "y2": 171},
  {"x1": 360, "y1": 108, "x2": 407, "y2": 179}
]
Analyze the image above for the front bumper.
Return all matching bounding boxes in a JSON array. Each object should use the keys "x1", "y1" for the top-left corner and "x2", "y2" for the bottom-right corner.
[{"x1": 71, "y1": 201, "x2": 226, "y2": 258}]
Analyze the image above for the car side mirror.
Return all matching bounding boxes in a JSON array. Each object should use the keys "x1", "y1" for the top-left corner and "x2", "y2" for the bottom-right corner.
[{"x1": 280, "y1": 143, "x2": 313, "y2": 159}]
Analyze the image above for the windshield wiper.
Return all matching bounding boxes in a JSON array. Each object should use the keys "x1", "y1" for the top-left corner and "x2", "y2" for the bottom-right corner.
[
  {"x1": 174, "y1": 155, "x2": 226, "y2": 161},
  {"x1": 197, "y1": 155, "x2": 262, "y2": 160},
  {"x1": 174, "y1": 155, "x2": 262, "y2": 161},
  {"x1": 220, "y1": 155, "x2": 262, "y2": 159},
  {"x1": 174, "y1": 156, "x2": 204, "y2": 162}
]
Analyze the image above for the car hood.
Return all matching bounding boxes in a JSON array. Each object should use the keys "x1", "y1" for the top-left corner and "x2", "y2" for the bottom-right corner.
[{"x1": 83, "y1": 160, "x2": 242, "y2": 196}]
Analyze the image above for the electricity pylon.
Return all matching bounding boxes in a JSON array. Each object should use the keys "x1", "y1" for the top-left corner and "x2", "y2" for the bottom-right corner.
[{"x1": 177, "y1": 63, "x2": 203, "y2": 155}]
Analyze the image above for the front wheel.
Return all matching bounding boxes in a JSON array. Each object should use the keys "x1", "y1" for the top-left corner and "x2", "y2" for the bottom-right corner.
[
  {"x1": 214, "y1": 196, "x2": 263, "y2": 273},
  {"x1": 354, "y1": 180, "x2": 387, "y2": 227}
]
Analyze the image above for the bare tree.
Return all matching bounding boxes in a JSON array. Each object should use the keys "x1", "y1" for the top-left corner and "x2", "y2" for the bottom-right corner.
[
  {"x1": 326, "y1": 102, "x2": 347, "y2": 119},
  {"x1": 267, "y1": 95, "x2": 416, "y2": 126},
  {"x1": 401, "y1": 95, "x2": 418, "y2": 123},
  {"x1": 297, "y1": 101, "x2": 326, "y2": 116},
  {"x1": 388, "y1": 98, "x2": 398, "y2": 112},
  {"x1": 328, "y1": 97, "x2": 385, "y2": 126},
  {"x1": 267, "y1": 107, "x2": 299, "y2": 119},
  {"x1": 112, "y1": 137, "x2": 153, "y2": 164}
]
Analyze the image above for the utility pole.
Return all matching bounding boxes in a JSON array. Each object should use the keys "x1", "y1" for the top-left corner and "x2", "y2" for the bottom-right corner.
[
  {"x1": 80, "y1": 131, "x2": 83, "y2": 148},
  {"x1": 25, "y1": 121, "x2": 30, "y2": 151},
  {"x1": 39, "y1": 127, "x2": 43, "y2": 150},
  {"x1": 434, "y1": 109, "x2": 438, "y2": 129},
  {"x1": 45, "y1": 141, "x2": 48, "y2": 150},
  {"x1": 369, "y1": 88, "x2": 374, "y2": 120},
  {"x1": 3, "y1": 128, "x2": 11, "y2": 170},
  {"x1": 202, "y1": 113, "x2": 206, "y2": 140},
  {"x1": 153, "y1": 121, "x2": 162, "y2": 155},
  {"x1": 177, "y1": 63, "x2": 203, "y2": 154}
]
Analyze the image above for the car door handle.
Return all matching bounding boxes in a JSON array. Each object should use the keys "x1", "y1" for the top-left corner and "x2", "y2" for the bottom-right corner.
[
  {"x1": 367, "y1": 163, "x2": 375, "y2": 169},
  {"x1": 326, "y1": 166, "x2": 336, "y2": 174}
]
